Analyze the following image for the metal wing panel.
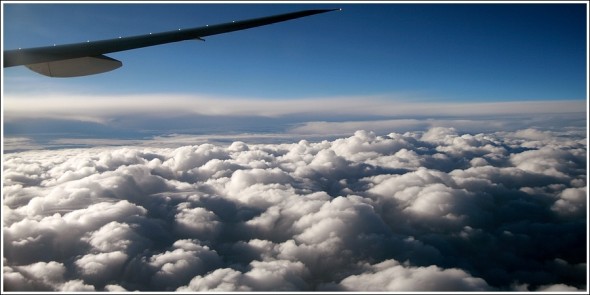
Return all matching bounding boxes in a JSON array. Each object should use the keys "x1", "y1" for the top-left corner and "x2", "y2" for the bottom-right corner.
[
  {"x1": 25, "y1": 55, "x2": 122, "y2": 77},
  {"x1": 3, "y1": 9, "x2": 338, "y2": 68}
]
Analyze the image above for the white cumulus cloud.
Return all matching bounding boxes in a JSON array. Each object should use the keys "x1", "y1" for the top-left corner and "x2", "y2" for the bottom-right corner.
[{"x1": 2, "y1": 127, "x2": 587, "y2": 291}]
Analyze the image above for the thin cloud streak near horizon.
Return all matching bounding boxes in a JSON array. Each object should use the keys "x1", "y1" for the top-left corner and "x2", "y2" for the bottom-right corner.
[{"x1": 3, "y1": 92, "x2": 585, "y2": 124}]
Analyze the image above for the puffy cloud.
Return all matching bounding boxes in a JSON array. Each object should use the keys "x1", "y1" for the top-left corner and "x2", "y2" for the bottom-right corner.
[
  {"x1": 177, "y1": 259, "x2": 309, "y2": 291},
  {"x1": 3, "y1": 261, "x2": 95, "y2": 291},
  {"x1": 148, "y1": 239, "x2": 222, "y2": 290},
  {"x1": 177, "y1": 268, "x2": 249, "y2": 291},
  {"x1": 536, "y1": 283, "x2": 583, "y2": 292},
  {"x1": 59, "y1": 280, "x2": 96, "y2": 291},
  {"x1": 322, "y1": 259, "x2": 491, "y2": 291},
  {"x1": 104, "y1": 284, "x2": 127, "y2": 291},
  {"x1": 12, "y1": 261, "x2": 66, "y2": 289},
  {"x1": 174, "y1": 204, "x2": 222, "y2": 241},
  {"x1": 2, "y1": 127, "x2": 587, "y2": 291},
  {"x1": 510, "y1": 146, "x2": 586, "y2": 179},
  {"x1": 75, "y1": 251, "x2": 128, "y2": 284},
  {"x1": 82, "y1": 221, "x2": 151, "y2": 253},
  {"x1": 551, "y1": 187, "x2": 587, "y2": 218},
  {"x1": 4, "y1": 200, "x2": 148, "y2": 266}
]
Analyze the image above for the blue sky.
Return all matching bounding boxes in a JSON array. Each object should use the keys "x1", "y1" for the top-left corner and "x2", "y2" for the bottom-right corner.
[
  {"x1": 3, "y1": 2, "x2": 587, "y2": 100},
  {"x1": 2, "y1": 1, "x2": 588, "y2": 148}
]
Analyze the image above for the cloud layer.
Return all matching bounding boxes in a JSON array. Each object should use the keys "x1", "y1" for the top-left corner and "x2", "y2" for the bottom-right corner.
[
  {"x1": 4, "y1": 92, "x2": 585, "y2": 123},
  {"x1": 2, "y1": 127, "x2": 587, "y2": 291}
]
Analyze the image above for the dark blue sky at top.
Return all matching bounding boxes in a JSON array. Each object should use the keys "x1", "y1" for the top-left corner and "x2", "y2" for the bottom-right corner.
[{"x1": 2, "y1": 2, "x2": 587, "y2": 102}]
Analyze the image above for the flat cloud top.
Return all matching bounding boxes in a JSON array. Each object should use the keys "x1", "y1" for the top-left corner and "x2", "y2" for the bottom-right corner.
[
  {"x1": 2, "y1": 127, "x2": 587, "y2": 291},
  {"x1": 4, "y1": 92, "x2": 585, "y2": 123}
]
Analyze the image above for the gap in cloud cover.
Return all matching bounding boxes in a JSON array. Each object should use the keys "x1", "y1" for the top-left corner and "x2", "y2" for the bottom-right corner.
[
  {"x1": 2, "y1": 91, "x2": 587, "y2": 152},
  {"x1": 2, "y1": 126, "x2": 587, "y2": 292},
  {"x1": 4, "y1": 113, "x2": 586, "y2": 152}
]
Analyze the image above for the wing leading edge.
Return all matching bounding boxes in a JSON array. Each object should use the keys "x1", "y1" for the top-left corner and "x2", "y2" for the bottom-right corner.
[{"x1": 3, "y1": 9, "x2": 339, "y2": 77}]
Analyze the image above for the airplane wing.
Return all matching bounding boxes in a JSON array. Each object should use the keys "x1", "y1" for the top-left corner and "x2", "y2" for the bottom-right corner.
[{"x1": 3, "y1": 9, "x2": 339, "y2": 77}]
